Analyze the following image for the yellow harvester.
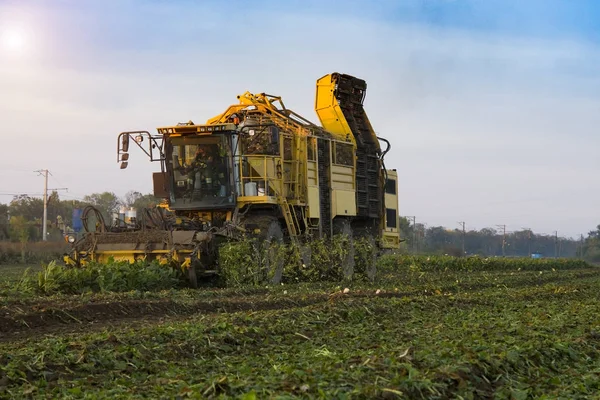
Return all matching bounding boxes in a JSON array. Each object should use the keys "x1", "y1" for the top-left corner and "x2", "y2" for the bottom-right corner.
[{"x1": 65, "y1": 72, "x2": 400, "y2": 286}]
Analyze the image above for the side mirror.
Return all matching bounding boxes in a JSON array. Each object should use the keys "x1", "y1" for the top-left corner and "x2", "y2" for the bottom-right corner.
[
  {"x1": 120, "y1": 161, "x2": 128, "y2": 169},
  {"x1": 121, "y1": 134, "x2": 130, "y2": 152},
  {"x1": 269, "y1": 126, "x2": 279, "y2": 145},
  {"x1": 120, "y1": 153, "x2": 129, "y2": 162}
]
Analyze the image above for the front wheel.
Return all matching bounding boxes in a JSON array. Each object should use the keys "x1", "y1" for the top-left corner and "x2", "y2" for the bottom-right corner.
[{"x1": 187, "y1": 264, "x2": 198, "y2": 288}]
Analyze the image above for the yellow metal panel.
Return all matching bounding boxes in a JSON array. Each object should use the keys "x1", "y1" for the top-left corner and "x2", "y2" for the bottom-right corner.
[
  {"x1": 307, "y1": 186, "x2": 320, "y2": 218},
  {"x1": 331, "y1": 165, "x2": 355, "y2": 190},
  {"x1": 98, "y1": 254, "x2": 135, "y2": 263},
  {"x1": 314, "y1": 74, "x2": 355, "y2": 145},
  {"x1": 332, "y1": 189, "x2": 357, "y2": 217},
  {"x1": 331, "y1": 165, "x2": 354, "y2": 176},
  {"x1": 381, "y1": 231, "x2": 400, "y2": 249},
  {"x1": 237, "y1": 196, "x2": 278, "y2": 204},
  {"x1": 382, "y1": 169, "x2": 400, "y2": 246},
  {"x1": 307, "y1": 161, "x2": 318, "y2": 186}
]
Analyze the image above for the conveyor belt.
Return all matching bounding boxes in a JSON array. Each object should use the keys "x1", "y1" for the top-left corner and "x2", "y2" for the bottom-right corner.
[
  {"x1": 317, "y1": 138, "x2": 332, "y2": 237},
  {"x1": 331, "y1": 73, "x2": 382, "y2": 219}
]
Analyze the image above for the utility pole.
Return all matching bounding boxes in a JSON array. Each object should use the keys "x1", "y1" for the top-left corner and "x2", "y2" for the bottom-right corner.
[
  {"x1": 458, "y1": 221, "x2": 465, "y2": 255},
  {"x1": 522, "y1": 227, "x2": 532, "y2": 258},
  {"x1": 405, "y1": 216, "x2": 416, "y2": 253},
  {"x1": 35, "y1": 169, "x2": 68, "y2": 241},
  {"x1": 496, "y1": 224, "x2": 506, "y2": 257},
  {"x1": 35, "y1": 169, "x2": 49, "y2": 241}
]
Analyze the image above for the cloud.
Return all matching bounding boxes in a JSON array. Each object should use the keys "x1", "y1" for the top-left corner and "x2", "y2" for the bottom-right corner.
[{"x1": 0, "y1": 0, "x2": 599, "y2": 236}]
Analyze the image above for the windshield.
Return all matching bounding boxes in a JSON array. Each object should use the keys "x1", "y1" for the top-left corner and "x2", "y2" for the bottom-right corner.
[{"x1": 167, "y1": 134, "x2": 235, "y2": 209}]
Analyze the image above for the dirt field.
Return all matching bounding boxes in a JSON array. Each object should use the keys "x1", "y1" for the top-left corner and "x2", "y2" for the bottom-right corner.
[{"x1": 1, "y1": 262, "x2": 599, "y2": 398}]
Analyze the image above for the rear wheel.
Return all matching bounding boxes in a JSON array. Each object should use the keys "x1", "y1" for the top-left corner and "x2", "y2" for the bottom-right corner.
[
  {"x1": 351, "y1": 223, "x2": 380, "y2": 282},
  {"x1": 243, "y1": 214, "x2": 286, "y2": 285},
  {"x1": 187, "y1": 263, "x2": 198, "y2": 288},
  {"x1": 333, "y1": 218, "x2": 355, "y2": 280}
]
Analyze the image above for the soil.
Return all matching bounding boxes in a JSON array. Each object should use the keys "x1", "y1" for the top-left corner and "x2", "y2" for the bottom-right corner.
[{"x1": 0, "y1": 290, "x2": 421, "y2": 342}]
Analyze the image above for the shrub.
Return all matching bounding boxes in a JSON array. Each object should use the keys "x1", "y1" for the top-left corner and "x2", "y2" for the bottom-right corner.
[{"x1": 18, "y1": 259, "x2": 182, "y2": 295}]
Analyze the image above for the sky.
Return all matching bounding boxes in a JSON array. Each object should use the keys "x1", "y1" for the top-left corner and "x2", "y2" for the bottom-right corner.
[{"x1": 0, "y1": 0, "x2": 599, "y2": 238}]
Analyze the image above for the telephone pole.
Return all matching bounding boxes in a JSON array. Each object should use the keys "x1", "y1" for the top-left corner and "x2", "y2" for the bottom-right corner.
[
  {"x1": 35, "y1": 170, "x2": 49, "y2": 241},
  {"x1": 458, "y1": 221, "x2": 465, "y2": 255},
  {"x1": 405, "y1": 216, "x2": 416, "y2": 253},
  {"x1": 522, "y1": 227, "x2": 532, "y2": 257},
  {"x1": 496, "y1": 224, "x2": 506, "y2": 257},
  {"x1": 35, "y1": 169, "x2": 67, "y2": 241}
]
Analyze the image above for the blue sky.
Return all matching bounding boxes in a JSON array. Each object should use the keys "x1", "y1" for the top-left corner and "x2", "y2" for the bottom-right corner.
[{"x1": 1, "y1": 0, "x2": 599, "y2": 237}]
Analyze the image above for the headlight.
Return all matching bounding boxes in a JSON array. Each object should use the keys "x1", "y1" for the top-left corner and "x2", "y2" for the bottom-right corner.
[{"x1": 67, "y1": 235, "x2": 76, "y2": 244}]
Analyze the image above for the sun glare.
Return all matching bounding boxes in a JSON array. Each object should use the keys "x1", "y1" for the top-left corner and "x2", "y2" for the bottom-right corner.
[{"x1": 2, "y1": 29, "x2": 26, "y2": 51}]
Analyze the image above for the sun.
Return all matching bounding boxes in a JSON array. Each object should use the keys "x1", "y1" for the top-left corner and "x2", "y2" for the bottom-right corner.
[{"x1": 2, "y1": 29, "x2": 26, "y2": 51}]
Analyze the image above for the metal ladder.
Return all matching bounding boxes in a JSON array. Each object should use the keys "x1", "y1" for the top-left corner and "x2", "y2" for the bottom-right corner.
[{"x1": 279, "y1": 198, "x2": 300, "y2": 237}]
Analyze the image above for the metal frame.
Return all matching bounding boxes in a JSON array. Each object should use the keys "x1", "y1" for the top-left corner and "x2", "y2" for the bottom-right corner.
[{"x1": 117, "y1": 131, "x2": 165, "y2": 164}]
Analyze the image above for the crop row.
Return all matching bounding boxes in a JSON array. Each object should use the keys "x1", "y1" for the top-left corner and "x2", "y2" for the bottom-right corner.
[
  {"x1": 379, "y1": 254, "x2": 590, "y2": 272},
  {"x1": 1, "y1": 236, "x2": 594, "y2": 298},
  {"x1": 1, "y1": 271, "x2": 599, "y2": 398}
]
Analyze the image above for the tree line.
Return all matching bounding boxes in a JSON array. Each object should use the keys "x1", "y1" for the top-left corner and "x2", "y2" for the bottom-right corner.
[
  {"x1": 0, "y1": 191, "x2": 159, "y2": 243},
  {"x1": 1, "y1": 193, "x2": 599, "y2": 262},
  {"x1": 398, "y1": 217, "x2": 598, "y2": 262}
]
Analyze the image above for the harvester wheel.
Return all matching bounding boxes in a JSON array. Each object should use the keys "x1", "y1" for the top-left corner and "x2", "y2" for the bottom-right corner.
[
  {"x1": 362, "y1": 234, "x2": 378, "y2": 282},
  {"x1": 188, "y1": 264, "x2": 198, "y2": 289},
  {"x1": 333, "y1": 218, "x2": 355, "y2": 280},
  {"x1": 243, "y1": 215, "x2": 285, "y2": 285},
  {"x1": 351, "y1": 226, "x2": 379, "y2": 282}
]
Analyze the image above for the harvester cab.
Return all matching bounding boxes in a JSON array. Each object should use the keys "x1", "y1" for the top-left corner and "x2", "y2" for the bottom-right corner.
[{"x1": 65, "y1": 72, "x2": 401, "y2": 287}]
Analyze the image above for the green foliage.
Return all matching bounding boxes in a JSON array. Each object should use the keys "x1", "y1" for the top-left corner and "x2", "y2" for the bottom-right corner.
[
  {"x1": 219, "y1": 239, "x2": 592, "y2": 289},
  {"x1": 82, "y1": 192, "x2": 123, "y2": 223},
  {"x1": 0, "y1": 204, "x2": 8, "y2": 240},
  {"x1": 217, "y1": 239, "x2": 263, "y2": 287},
  {"x1": 378, "y1": 254, "x2": 591, "y2": 273},
  {"x1": 217, "y1": 234, "x2": 378, "y2": 287},
  {"x1": 124, "y1": 190, "x2": 161, "y2": 209},
  {"x1": 1, "y1": 267, "x2": 600, "y2": 398},
  {"x1": 18, "y1": 259, "x2": 182, "y2": 295}
]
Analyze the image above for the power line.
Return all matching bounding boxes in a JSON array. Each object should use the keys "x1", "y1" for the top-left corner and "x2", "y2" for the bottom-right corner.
[{"x1": 0, "y1": 192, "x2": 44, "y2": 196}]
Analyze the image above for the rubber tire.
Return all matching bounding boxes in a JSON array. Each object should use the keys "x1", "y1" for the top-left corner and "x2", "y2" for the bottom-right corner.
[
  {"x1": 333, "y1": 218, "x2": 355, "y2": 281},
  {"x1": 362, "y1": 234, "x2": 378, "y2": 282},
  {"x1": 243, "y1": 215, "x2": 285, "y2": 285},
  {"x1": 263, "y1": 220, "x2": 285, "y2": 285},
  {"x1": 188, "y1": 264, "x2": 198, "y2": 289}
]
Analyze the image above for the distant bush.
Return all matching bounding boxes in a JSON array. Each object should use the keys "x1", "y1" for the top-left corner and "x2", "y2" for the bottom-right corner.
[
  {"x1": 0, "y1": 241, "x2": 67, "y2": 265},
  {"x1": 17, "y1": 259, "x2": 182, "y2": 295}
]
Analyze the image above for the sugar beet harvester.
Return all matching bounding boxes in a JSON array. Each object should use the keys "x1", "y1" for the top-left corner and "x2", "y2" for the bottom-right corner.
[{"x1": 64, "y1": 72, "x2": 400, "y2": 287}]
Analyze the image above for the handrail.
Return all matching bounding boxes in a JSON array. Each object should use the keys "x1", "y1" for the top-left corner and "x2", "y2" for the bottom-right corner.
[{"x1": 233, "y1": 155, "x2": 300, "y2": 199}]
